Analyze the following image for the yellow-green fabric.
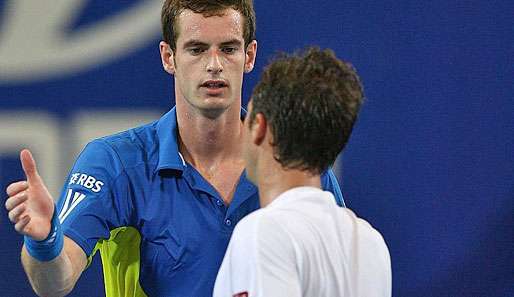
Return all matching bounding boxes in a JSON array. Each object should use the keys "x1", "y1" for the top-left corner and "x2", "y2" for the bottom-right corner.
[{"x1": 89, "y1": 227, "x2": 148, "y2": 297}]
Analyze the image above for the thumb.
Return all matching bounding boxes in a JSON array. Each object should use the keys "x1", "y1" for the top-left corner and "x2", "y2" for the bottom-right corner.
[{"x1": 20, "y1": 149, "x2": 41, "y2": 184}]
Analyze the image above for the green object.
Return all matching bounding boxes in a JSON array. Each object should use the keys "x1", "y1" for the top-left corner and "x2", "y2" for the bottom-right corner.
[{"x1": 90, "y1": 227, "x2": 148, "y2": 297}]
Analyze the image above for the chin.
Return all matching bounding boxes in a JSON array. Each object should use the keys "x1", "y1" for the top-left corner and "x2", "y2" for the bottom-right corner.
[
  {"x1": 197, "y1": 104, "x2": 230, "y2": 119},
  {"x1": 204, "y1": 96, "x2": 236, "y2": 110}
]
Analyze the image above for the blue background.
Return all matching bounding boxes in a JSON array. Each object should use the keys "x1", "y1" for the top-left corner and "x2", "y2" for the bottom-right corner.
[{"x1": 1, "y1": 1, "x2": 513, "y2": 296}]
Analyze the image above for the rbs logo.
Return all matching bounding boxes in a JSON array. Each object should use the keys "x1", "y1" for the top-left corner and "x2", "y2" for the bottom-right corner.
[{"x1": 69, "y1": 173, "x2": 104, "y2": 193}]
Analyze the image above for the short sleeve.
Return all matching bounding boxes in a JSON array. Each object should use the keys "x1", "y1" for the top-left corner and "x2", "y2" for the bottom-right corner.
[
  {"x1": 56, "y1": 139, "x2": 130, "y2": 258},
  {"x1": 213, "y1": 212, "x2": 302, "y2": 297},
  {"x1": 321, "y1": 168, "x2": 345, "y2": 207}
]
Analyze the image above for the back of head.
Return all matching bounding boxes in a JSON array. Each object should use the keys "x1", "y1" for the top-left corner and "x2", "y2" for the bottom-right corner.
[
  {"x1": 161, "y1": 0, "x2": 256, "y2": 51},
  {"x1": 249, "y1": 47, "x2": 364, "y2": 175}
]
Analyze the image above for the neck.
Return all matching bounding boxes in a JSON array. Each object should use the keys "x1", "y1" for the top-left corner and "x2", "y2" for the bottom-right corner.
[
  {"x1": 256, "y1": 163, "x2": 321, "y2": 207},
  {"x1": 176, "y1": 101, "x2": 243, "y2": 168}
]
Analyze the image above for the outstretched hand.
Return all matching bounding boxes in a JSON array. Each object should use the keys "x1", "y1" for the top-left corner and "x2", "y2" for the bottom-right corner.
[{"x1": 5, "y1": 149, "x2": 55, "y2": 241}]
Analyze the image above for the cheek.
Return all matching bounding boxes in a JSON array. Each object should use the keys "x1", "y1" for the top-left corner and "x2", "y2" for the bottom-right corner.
[
  {"x1": 175, "y1": 57, "x2": 196, "y2": 77},
  {"x1": 226, "y1": 55, "x2": 246, "y2": 73},
  {"x1": 176, "y1": 66, "x2": 192, "y2": 81},
  {"x1": 175, "y1": 67, "x2": 196, "y2": 89}
]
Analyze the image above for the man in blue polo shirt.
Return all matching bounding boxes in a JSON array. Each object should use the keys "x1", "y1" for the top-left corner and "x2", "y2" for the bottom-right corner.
[{"x1": 4, "y1": 1, "x2": 344, "y2": 296}]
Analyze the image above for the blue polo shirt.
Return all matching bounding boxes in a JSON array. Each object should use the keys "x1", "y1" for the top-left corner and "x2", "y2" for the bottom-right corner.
[{"x1": 56, "y1": 107, "x2": 345, "y2": 297}]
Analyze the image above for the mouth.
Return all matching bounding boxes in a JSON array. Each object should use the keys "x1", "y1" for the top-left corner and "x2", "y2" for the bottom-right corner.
[{"x1": 200, "y1": 80, "x2": 228, "y2": 89}]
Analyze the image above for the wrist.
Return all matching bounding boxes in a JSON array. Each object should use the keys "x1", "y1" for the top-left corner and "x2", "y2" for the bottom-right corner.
[{"x1": 24, "y1": 205, "x2": 64, "y2": 262}]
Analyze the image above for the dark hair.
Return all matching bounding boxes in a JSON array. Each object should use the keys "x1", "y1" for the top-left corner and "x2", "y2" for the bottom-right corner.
[
  {"x1": 161, "y1": 0, "x2": 256, "y2": 52},
  {"x1": 250, "y1": 47, "x2": 364, "y2": 175}
]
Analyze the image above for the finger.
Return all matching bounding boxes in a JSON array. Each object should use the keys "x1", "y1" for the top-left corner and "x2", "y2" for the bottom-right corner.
[
  {"x1": 5, "y1": 191, "x2": 29, "y2": 211},
  {"x1": 6, "y1": 181, "x2": 28, "y2": 197},
  {"x1": 14, "y1": 216, "x2": 31, "y2": 234},
  {"x1": 20, "y1": 149, "x2": 40, "y2": 185},
  {"x1": 8, "y1": 203, "x2": 27, "y2": 223}
]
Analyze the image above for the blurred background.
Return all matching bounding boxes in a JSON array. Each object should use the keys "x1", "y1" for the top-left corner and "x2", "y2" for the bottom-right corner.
[{"x1": 1, "y1": 0, "x2": 513, "y2": 296}]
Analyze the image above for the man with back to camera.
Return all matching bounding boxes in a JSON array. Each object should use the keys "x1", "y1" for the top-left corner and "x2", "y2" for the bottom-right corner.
[
  {"x1": 213, "y1": 47, "x2": 392, "y2": 297},
  {"x1": 4, "y1": 1, "x2": 346, "y2": 296}
]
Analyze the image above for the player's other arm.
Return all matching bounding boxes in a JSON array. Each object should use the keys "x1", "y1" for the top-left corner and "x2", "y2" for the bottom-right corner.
[{"x1": 5, "y1": 150, "x2": 87, "y2": 297}]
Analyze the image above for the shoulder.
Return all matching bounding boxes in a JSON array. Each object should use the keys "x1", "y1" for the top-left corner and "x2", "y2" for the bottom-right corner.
[
  {"x1": 342, "y1": 208, "x2": 390, "y2": 256},
  {"x1": 82, "y1": 119, "x2": 160, "y2": 170},
  {"x1": 341, "y1": 208, "x2": 391, "y2": 283},
  {"x1": 230, "y1": 210, "x2": 264, "y2": 246},
  {"x1": 234, "y1": 209, "x2": 287, "y2": 238},
  {"x1": 98, "y1": 120, "x2": 158, "y2": 156},
  {"x1": 231, "y1": 209, "x2": 294, "y2": 256}
]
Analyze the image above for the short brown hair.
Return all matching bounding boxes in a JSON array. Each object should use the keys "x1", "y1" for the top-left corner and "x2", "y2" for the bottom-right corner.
[
  {"x1": 250, "y1": 47, "x2": 364, "y2": 175},
  {"x1": 161, "y1": 0, "x2": 256, "y2": 52}
]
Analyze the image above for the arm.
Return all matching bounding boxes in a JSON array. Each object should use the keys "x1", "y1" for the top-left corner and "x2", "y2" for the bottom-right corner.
[
  {"x1": 5, "y1": 150, "x2": 86, "y2": 297},
  {"x1": 21, "y1": 237, "x2": 86, "y2": 297}
]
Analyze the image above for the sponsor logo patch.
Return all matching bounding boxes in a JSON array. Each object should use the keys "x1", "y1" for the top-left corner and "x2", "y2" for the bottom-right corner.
[
  {"x1": 69, "y1": 173, "x2": 104, "y2": 193},
  {"x1": 59, "y1": 189, "x2": 87, "y2": 223}
]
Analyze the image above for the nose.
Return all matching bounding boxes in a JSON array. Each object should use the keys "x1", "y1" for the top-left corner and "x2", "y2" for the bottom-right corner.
[{"x1": 206, "y1": 50, "x2": 223, "y2": 74}]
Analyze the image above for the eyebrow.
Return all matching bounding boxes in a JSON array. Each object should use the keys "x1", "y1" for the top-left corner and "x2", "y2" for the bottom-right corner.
[
  {"x1": 182, "y1": 40, "x2": 208, "y2": 48},
  {"x1": 182, "y1": 39, "x2": 243, "y2": 49},
  {"x1": 220, "y1": 39, "x2": 243, "y2": 47}
]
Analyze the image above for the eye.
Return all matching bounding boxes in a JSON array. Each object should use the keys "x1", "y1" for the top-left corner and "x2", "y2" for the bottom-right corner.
[
  {"x1": 222, "y1": 47, "x2": 237, "y2": 54},
  {"x1": 188, "y1": 47, "x2": 204, "y2": 55}
]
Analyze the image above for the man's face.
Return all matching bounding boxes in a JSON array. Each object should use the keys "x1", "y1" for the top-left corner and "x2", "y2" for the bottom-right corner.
[{"x1": 170, "y1": 9, "x2": 256, "y2": 116}]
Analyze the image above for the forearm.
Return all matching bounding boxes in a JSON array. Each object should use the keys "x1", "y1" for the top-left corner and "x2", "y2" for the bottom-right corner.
[
  {"x1": 21, "y1": 237, "x2": 85, "y2": 297},
  {"x1": 5, "y1": 151, "x2": 87, "y2": 296}
]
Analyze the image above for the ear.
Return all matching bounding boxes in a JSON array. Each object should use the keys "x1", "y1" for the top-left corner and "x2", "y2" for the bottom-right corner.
[
  {"x1": 251, "y1": 112, "x2": 267, "y2": 146},
  {"x1": 244, "y1": 40, "x2": 257, "y2": 73},
  {"x1": 160, "y1": 41, "x2": 176, "y2": 75}
]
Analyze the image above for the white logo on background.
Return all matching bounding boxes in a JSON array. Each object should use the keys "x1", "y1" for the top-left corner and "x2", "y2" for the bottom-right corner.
[
  {"x1": 69, "y1": 172, "x2": 104, "y2": 193},
  {"x1": 0, "y1": 0, "x2": 162, "y2": 83},
  {"x1": 59, "y1": 189, "x2": 87, "y2": 223}
]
